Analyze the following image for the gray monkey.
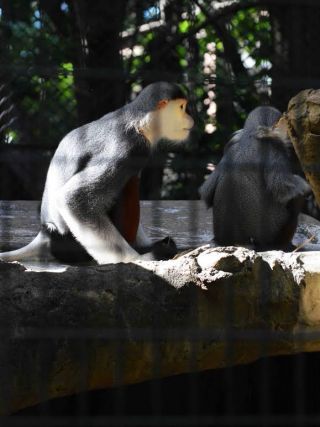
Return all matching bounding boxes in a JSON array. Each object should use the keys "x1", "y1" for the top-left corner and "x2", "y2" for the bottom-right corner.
[
  {"x1": 200, "y1": 106, "x2": 310, "y2": 251},
  {"x1": 0, "y1": 82, "x2": 194, "y2": 264}
]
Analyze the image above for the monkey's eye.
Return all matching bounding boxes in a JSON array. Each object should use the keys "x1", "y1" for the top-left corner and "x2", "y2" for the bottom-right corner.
[{"x1": 180, "y1": 104, "x2": 184, "y2": 110}]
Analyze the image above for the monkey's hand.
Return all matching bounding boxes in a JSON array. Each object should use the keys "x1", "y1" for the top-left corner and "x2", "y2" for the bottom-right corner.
[
  {"x1": 303, "y1": 193, "x2": 320, "y2": 220},
  {"x1": 140, "y1": 237, "x2": 178, "y2": 261},
  {"x1": 279, "y1": 175, "x2": 312, "y2": 204}
]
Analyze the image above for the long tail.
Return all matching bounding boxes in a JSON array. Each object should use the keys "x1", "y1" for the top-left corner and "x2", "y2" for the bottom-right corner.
[{"x1": 0, "y1": 231, "x2": 51, "y2": 262}]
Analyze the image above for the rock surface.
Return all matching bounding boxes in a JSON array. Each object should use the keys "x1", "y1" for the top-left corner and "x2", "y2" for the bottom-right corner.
[
  {"x1": 283, "y1": 89, "x2": 320, "y2": 207},
  {"x1": 0, "y1": 244, "x2": 320, "y2": 414},
  {"x1": 1, "y1": 201, "x2": 320, "y2": 414}
]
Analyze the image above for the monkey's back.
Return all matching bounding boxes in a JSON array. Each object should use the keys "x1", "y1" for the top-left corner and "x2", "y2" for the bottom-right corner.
[{"x1": 212, "y1": 134, "x2": 291, "y2": 249}]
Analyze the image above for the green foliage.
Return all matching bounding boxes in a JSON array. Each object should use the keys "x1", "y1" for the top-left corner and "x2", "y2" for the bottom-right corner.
[
  {"x1": 1, "y1": 2, "x2": 76, "y2": 145},
  {"x1": 0, "y1": 0, "x2": 274, "y2": 197},
  {"x1": 230, "y1": 8, "x2": 272, "y2": 71},
  {"x1": 179, "y1": 20, "x2": 190, "y2": 33}
]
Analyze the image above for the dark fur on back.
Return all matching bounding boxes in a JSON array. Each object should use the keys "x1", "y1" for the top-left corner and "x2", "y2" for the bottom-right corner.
[{"x1": 200, "y1": 106, "x2": 310, "y2": 250}]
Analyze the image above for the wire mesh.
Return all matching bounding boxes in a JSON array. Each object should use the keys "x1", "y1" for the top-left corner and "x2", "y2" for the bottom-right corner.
[{"x1": 1, "y1": 0, "x2": 320, "y2": 426}]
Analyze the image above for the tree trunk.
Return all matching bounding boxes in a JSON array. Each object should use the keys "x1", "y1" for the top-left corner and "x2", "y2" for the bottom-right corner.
[
  {"x1": 269, "y1": 2, "x2": 320, "y2": 110},
  {"x1": 70, "y1": 0, "x2": 128, "y2": 124},
  {"x1": 278, "y1": 89, "x2": 320, "y2": 209}
]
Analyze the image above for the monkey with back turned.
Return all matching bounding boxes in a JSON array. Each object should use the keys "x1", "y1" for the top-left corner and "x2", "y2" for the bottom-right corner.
[
  {"x1": 0, "y1": 81, "x2": 194, "y2": 264},
  {"x1": 200, "y1": 106, "x2": 311, "y2": 251}
]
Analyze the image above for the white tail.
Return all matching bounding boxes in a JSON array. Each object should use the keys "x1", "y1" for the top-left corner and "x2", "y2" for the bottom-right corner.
[{"x1": 0, "y1": 231, "x2": 51, "y2": 262}]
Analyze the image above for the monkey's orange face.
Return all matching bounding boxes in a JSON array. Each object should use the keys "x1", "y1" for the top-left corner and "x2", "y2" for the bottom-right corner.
[{"x1": 155, "y1": 98, "x2": 194, "y2": 142}]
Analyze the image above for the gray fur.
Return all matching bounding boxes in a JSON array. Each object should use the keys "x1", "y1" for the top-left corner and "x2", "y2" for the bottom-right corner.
[
  {"x1": 200, "y1": 106, "x2": 311, "y2": 250},
  {"x1": 0, "y1": 82, "x2": 188, "y2": 264}
]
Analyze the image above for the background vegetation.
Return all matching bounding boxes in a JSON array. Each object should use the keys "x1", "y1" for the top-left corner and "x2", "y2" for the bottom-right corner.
[{"x1": 0, "y1": 0, "x2": 320, "y2": 199}]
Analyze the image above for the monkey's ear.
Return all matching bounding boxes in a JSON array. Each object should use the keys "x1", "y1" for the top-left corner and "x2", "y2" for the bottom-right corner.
[{"x1": 157, "y1": 99, "x2": 169, "y2": 110}]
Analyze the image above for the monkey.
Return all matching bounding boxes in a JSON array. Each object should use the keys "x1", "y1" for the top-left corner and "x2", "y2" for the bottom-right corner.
[
  {"x1": 0, "y1": 81, "x2": 194, "y2": 264},
  {"x1": 199, "y1": 106, "x2": 311, "y2": 251}
]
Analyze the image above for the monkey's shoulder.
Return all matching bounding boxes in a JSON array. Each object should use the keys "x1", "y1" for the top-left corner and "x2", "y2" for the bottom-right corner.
[
  {"x1": 60, "y1": 115, "x2": 119, "y2": 148},
  {"x1": 55, "y1": 112, "x2": 147, "y2": 159},
  {"x1": 235, "y1": 129, "x2": 288, "y2": 155}
]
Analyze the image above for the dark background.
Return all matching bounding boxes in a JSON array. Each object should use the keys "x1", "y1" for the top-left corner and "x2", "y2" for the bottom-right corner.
[
  {"x1": 2, "y1": 0, "x2": 320, "y2": 425},
  {"x1": 1, "y1": 0, "x2": 320, "y2": 200}
]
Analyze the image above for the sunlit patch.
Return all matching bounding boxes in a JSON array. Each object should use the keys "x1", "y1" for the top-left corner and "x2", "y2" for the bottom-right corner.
[{"x1": 205, "y1": 123, "x2": 216, "y2": 134}]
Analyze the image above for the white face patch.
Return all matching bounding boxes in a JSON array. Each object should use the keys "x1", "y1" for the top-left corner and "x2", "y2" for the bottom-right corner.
[{"x1": 148, "y1": 99, "x2": 194, "y2": 143}]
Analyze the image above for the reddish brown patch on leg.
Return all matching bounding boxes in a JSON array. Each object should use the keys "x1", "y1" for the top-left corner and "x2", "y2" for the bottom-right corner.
[{"x1": 110, "y1": 176, "x2": 140, "y2": 244}]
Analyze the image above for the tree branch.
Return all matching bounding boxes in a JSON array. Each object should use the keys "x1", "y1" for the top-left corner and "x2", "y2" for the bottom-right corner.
[{"x1": 194, "y1": 0, "x2": 252, "y2": 77}]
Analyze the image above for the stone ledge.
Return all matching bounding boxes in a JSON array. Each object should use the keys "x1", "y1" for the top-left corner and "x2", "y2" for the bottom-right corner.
[{"x1": 0, "y1": 245, "x2": 320, "y2": 414}]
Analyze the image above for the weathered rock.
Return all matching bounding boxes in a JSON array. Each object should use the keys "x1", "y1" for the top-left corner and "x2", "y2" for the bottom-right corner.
[
  {"x1": 0, "y1": 246, "x2": 320, "y2": 414},
  {"x1": 282, "y1": 89, "x2": 320, "y2": 207}
]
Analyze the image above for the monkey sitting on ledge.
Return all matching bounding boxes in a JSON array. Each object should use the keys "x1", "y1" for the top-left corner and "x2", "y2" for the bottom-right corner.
[
  {"x1": 0, "y1": 82, "x2": 194, "y2": 264},
  {"x1": 200, "y1": 106, "x2": 311, "y2": 251}
]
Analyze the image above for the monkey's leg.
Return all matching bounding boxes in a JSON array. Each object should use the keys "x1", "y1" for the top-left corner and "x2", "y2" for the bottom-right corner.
[
  {"x1": 135, "y1": 223, "x2": 153, "y2": 249},
  {"x1": 113, "y1": 176, "x2": 153, "y2": 248},
  {"x1": 109, "y1": 176, "x2": 177, "y2": 260},
  {"x1": 109, "y1": 175, "x2": 155, "y2": 254},
  {"x1": 57, "y1": 172, "x2": 140, "y2": 264},
  {"x1": 110, "y1": 175, "x2": 141, "y2": 245},
  {"x1": 143, "y1": 236, "x2": 178, "y2": 260},
  {"x1": 273, "y1": 198, "x2": 303, "y2": 251},
  {"x1": 58, "y1": 206, "x2": 139, "y2": 264}
]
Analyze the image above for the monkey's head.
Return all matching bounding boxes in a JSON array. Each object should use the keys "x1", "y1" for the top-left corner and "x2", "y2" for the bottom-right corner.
[{"x1": 130, "y1": 82, "x2": 194, "y2": 144}]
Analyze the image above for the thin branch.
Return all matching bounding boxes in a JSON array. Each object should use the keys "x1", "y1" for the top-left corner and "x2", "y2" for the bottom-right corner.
[
  {"x1": 122, "y1": 0, "x2": 260, "y2": 57},
  {"x1": 194, "y1": 0, "x2": 255, "y2": 91},
  {"x1": 154, "y1": 0, "x2": 260, "y2": 61},
  {"x1": 293, "y1": 235, "x2": 317, "y2": 252},
  {"x1": 197, "y1": 0, "x2": 260, "y2": 20}
]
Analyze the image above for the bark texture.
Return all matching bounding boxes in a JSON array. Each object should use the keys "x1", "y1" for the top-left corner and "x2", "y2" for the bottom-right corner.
[{"x1": 281, "y1": 89, "x2": 320, "y2": 208}]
